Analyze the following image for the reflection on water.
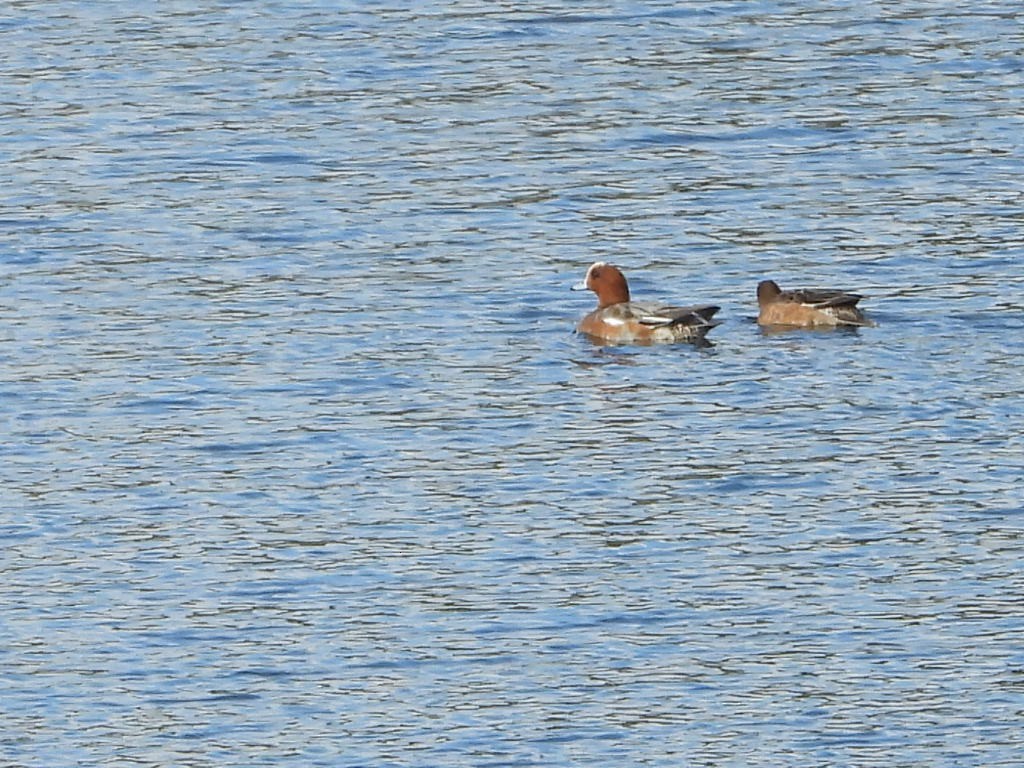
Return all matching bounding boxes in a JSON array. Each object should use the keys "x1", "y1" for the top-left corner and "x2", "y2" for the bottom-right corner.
[{"x1": 2, "y1": 1, "x2": 1023, "y2": 766}]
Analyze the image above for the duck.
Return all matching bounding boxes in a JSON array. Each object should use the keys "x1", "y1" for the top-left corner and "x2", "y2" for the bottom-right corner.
[
  {"x1": 572, "y1": 262, "x2": 720, "y2": 344},
  {"x1": 756, "y1": 279, "x2": 872, "y2": 327}
]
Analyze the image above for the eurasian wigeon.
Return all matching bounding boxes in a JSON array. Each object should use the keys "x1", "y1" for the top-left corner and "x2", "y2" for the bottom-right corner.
[
  {"x1": 572, "y1": 261, "x2": 720, "y2": 344},
  {"x1": 756, "y1": 279, "x2": 872, "y2": 327}
]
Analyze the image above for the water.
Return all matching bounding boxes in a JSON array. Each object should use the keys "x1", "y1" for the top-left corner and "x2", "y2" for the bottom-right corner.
[{"x1": 2, "y1": 2, "x2": 1023, "y2": 766}]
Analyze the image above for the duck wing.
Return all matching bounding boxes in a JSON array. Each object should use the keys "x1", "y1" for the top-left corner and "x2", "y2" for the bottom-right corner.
[
  {"x1": 786, "y1": 288, "x2": 863, "y2": 309},
  {"x1": 636, "y1": 303, "x2": 720, "y2": 328}
]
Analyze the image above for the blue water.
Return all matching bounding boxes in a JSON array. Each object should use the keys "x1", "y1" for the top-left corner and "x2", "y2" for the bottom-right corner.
[{"x1": 2, "y1": 2, "x2": 1023, "y2": 766}]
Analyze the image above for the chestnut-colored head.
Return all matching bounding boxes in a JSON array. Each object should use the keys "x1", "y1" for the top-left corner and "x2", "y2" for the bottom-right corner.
[{"x1": 572, "y1": 262, "x2": 631, "y2": 308}]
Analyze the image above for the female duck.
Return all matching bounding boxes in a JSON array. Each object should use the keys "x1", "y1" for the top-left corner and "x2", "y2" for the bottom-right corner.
[{"x1": 756, "y1": 279, "x2": 872, "y2": 327}]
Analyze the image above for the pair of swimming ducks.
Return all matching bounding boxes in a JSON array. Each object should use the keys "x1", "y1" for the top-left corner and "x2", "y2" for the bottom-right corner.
[{"x1": 573, "y1": 261, "x2": 872, "y2": 344}]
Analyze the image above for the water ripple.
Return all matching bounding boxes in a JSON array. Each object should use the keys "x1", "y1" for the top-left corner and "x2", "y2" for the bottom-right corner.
[{"x1": 2, "y1": 2, "x2": 1023, "y2": 767}]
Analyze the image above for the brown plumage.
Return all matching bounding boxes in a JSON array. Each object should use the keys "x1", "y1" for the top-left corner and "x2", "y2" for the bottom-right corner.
[
  {"x1": 756, "y1": 279, "x2": 872, "y2": 327},
  {"x1": 573, "y1": 262, "x2": 720, "y2": 344}
]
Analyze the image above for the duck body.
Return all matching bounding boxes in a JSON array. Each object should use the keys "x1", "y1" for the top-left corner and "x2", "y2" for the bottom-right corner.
[
  {"x1": 757, "y1": 279, "x2": 871, "y2": 327},
  {"x1": 573, "y1": 262, "x2": 720, "y2": 344}
]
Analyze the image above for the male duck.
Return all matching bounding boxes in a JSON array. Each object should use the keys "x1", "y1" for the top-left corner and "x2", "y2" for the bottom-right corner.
[{"x1": 573, "y1": 262, "x2": 720, "y2": 344}]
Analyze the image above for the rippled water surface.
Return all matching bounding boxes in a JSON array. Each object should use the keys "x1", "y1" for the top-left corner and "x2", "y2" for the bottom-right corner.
[{"x1": 3, "y1": 2, "x2": 1023, "y2": 766}]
